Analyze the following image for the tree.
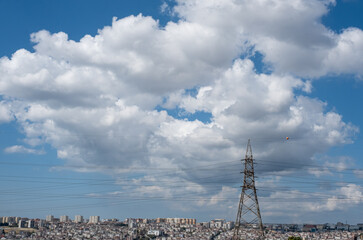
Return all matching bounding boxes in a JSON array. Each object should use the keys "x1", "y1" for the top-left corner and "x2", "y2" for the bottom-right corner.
[{"x1": 288, "y1": 237, "x2": 302, "y2": 240}]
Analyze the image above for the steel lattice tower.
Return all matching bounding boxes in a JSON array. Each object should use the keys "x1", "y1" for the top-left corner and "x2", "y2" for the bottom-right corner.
[{"x1": 233, "y1": 139, "x2": 264, "y2": 239}]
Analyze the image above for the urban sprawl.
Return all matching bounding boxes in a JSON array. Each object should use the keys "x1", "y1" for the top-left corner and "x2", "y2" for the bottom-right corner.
[{"x1": 0, "y1": 216, "x2": 362, "y2": 239}]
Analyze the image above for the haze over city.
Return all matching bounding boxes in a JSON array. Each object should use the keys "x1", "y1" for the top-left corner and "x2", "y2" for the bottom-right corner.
[{"x1": 0, "y1": 0, "x2": 362, "y2": 226}]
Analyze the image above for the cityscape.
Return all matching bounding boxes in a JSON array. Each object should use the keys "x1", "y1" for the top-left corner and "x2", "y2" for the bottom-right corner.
[{"x1": 1, "y1": 215, "x2": 363, "y2": 239}]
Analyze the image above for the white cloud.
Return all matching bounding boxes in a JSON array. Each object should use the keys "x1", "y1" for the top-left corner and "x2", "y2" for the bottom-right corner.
[
  {"x1": 4, "y1": 145, "x2": 45, "y2": 155},
  {"x1": 324, "y1": 28, "x2": 363, "y2": 76},
  {"x1": 324, "y1": 184, "x2": 363, "y2": 211},
  {"x1": 0, "y1": 101, "x2": 13, "y2": 123},
  {"x1": 308, "y1": 167, "x2": 333, "y2": 177},
  {"x1": 173, "y1": 0, "x2": 363, "y2": 78},
  {"x1": 27, "y1": 15, "x2": 234, "y2": 98},
  {"x1": 161, "y1": 60, "x2": 357, "y2": 176},
  {"x1": 261, "y1": 184, "x2": 363, "y2": 217},
  {"x1": 0, "y1": 22, "x2": 357, "y2": 178}
]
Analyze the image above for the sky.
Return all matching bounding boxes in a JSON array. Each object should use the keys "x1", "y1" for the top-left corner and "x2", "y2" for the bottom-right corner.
[{"x1": 0, "y1": 0, "x2": 362, "y2": 224}]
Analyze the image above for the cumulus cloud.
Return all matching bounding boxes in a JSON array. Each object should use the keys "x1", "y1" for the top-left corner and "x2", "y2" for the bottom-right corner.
[
  {"x1": 0, "y1": 101, "x2": 13, "y2": 123},
  {"x1": 161, "y1": 59, "x2": 357, "y2": 177},
  {"x1": 173, "y1": 0, "x2": 363, "y2": 78},
  {"x1": 0, "y1": 12, "x2": 357, "y2": 176},
  {"x1": 324, "y1": 28, "x2": 363, "y2": 76},
  {"x1": 28, "y1": 15, "x2": 235, "y2": 98}
]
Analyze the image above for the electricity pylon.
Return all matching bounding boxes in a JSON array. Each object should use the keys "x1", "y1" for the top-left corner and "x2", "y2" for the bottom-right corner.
[{"x1": 233, "y1": 139, "x2": 264, "y2": 239}]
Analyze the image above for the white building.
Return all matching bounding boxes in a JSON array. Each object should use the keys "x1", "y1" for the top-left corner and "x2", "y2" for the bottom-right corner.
[
  {"x1": 46, "y1": 215, "x2": 54, "y2": 222},
  {"x1": 128, "y1": 220, "x2": 136, "y2": 229},
  {"x1": 60, "y1": 215, "x2": 69, "y2": 222},
  {"x1": 27, "y1": 220, "x2": 35, "y2": 228},
  {"x1": 147, "y1": 230, "x2": 162, "y2": 236},
  {"x1": 74, "y1": 215, "x2": 84, "y2": 223},
  {"x1": 18, "y1": 220, "x2": 26, "y2": 228},
  {"x1": 89, "y1": 216, "x2": 100, "y2": 224},
  {"x1": 210, "y1": 219, "x2": 225, "y2": 228},
  {"x1": 223, "y1": 221, "x2": 235, "y2": 230}
]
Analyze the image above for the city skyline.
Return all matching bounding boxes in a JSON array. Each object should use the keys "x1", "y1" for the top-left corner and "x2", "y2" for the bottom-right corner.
[
  {"x1": 0, "y1": 0, "x2": 362, "y2": 223},
  {"x1": 1, "y1": 214, "x2": 361, "y2": 225},
  {"x1": 2, "y1": 215, "x2": 361, "y2": 240}
]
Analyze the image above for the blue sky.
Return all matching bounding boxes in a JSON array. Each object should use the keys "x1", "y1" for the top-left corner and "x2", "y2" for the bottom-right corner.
[{"x1": 0, "y1": 0, "x2": 362, "y2": 224}]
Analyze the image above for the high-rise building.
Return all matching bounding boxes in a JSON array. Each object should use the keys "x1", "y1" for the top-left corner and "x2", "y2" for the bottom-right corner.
[
  {"x1": 18, "y1": 220, "x2": 26, "y2": 228},
  {"x1": 27, "y1": 220, "x2": 35, "y2": 228},
  {"x1": 128, "y1": 220, "x2": 135, "y2": 229},
  {"x1": 60, "y1": 216, "x2": 69, "y2": 222},
  {"x1": 223, "y1": 221, "x2": 235, "y2": 230},
  {"x1": 4, "y1": 217, "x2": 16, "y2": 224},
  {"x1": 89, "y1": 216, "x2": 100, "y2": 224},
  {"x1": 38, "y1": 219, "x2": 45, "y2": 228},
  {"x1": 74, "y1": 215, "x2": 83, "y2": 223},
  {"x1": 46, "y1": 215, "x2": 54, "y2": 222}
]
